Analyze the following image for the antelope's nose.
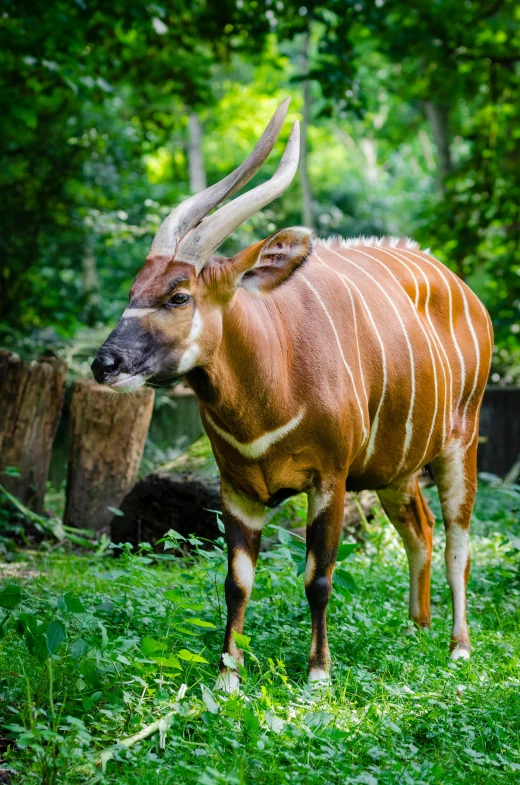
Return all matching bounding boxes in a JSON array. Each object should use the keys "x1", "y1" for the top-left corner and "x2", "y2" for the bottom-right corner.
[{"x1": 91, "y1": 351, "x2": 121, "y2": 383}]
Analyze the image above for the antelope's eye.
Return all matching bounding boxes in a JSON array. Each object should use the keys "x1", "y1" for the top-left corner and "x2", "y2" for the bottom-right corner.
[{"x1": 166, "y1": 292, "x2": 190, "y2": 307}]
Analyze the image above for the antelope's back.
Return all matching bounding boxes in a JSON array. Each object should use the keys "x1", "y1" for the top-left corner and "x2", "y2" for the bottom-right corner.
[{"x1": 284, "y1": 237, "x2": 492, "y2": 478}]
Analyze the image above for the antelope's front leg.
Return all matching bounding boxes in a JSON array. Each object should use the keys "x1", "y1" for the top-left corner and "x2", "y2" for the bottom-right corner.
[
  {"x1": 305, "y1": 481, "x2": 345, "y2": 682},
  {"x1": 216, "y1": 480, "x2": 264, "y2": 692}
]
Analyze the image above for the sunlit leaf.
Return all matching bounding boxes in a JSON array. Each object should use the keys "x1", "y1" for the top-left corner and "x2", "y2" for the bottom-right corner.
[
  {"x1": 184, "y1": 618, "x2": 216, "y2": 628},
  {"x1": 141, "y1": 637, "x2": 167, "y2": 656},
  {"x1": 177, "y1": 649, "x2": 208, "y2": 664},
  {"x1": 233, "y1": 631, "x2": 251, "y2": 650}
]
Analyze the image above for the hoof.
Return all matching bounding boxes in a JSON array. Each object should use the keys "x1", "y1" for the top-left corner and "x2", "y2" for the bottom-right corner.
[
  {"x1": 215, "y1": 669, "x2": 240, "y2": 693},
  {"x1": 450, "y1": 643, "x2": 471, "y2": 661},
  {"x1": 308, "y1": 667, "x2": 330, "y2": 684}
]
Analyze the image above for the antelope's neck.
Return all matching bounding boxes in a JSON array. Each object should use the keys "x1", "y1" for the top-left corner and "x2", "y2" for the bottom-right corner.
[{"x1": 187, "y1": 291, "x2": 295, "y2": 438}]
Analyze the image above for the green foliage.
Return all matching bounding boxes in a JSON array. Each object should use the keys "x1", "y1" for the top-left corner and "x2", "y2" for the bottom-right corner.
[
  {"x1": 0, "y1": 489, "x2": 519, "y2": 783},
  {"x1": 1, "y1": 1, "x2": 519, "y2": 378}
]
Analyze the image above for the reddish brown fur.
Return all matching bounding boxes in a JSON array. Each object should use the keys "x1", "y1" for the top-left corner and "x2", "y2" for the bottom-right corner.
[{"x1": 95, "y1": 231, "x2": 492, "y2": 682}]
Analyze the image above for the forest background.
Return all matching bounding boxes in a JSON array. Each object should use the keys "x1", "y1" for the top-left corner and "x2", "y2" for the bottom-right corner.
[{"x1": 1, "y1": 0, "x2": 520, "y2": 382}]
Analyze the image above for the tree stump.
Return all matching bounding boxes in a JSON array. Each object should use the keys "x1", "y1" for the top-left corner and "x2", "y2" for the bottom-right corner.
[
  {"x1": 0, "y1": 351, "x2": 67, "y2": 513},
  {"x1": 64, "y1": 380, "x2": 154, "y2": 531}
]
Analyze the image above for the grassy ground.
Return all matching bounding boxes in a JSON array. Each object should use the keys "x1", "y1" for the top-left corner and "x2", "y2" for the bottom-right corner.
[{"x1": 0, "y1": 481, "x2": 519, "y2": 784}]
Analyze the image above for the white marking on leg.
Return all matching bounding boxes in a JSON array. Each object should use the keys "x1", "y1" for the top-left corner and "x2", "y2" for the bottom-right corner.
[
  {"x1": 206, "y1": 409, "x2": 305, "y2": 461},
  {"x1": 445, "y1": 522, "x2": 470, "y2": 642},
  {"x1": 121, "y1": 307, "x2": 157, "y2": 318},
  {"x1": 407, "y1": 541, "x2": 427, "y2": 620},
  {"x1": 298, "y1": 272, "x2": 368, "y2": 442},
  {"x1": 313, "y1": 252, "x2": 386, "y2": 459},
  {"x1": 450, "y1": 646, "x2": 470, "y2": 661},
  {"x1": 439, "y1": 438, "x2": 466, "y2": 522},
  {"x1": 328, "y1": 248, "x2": 416, "y2": 469},
  {"x1": 307, "y1": 488, "x2": 332, "y2": 525},
  {"x1": 221, "y1": 482, "x2": 264, "y2": 531},
  {"x1": 308, "y1": 668, "x2": 329, "y2": 683},
  {"x1": 304, "y1": 551, "x2": 316, "y2": 588},
  {"x1": 215, "y1": 669, "x2": 240, "y2": 693},
  {"x1": 233, "y1": 551, "x2": 255, "y2": 599}
]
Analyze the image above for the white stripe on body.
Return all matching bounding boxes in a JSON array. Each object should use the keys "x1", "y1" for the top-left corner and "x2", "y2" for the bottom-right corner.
[
  {"x1": 375, "y1": 246, "x2": 422, "y2": 307},
  {"x1": 347, "y1": 248, "x2": 439, "y2": 472},
  {"x1": 324, "y1": 267, "x2": 369, "y2": 408},
  {"x1": 411, "y1": 249, "x2": 480, "y2": 434},
  {"x1": 326, "y1": 247, "x2": 416, "y2": 473},
  {"x1": 386, "y1": 249, "x2": 451, "y2": 443},
  {"x1": 221, "y1": 481, "x2": 265, "y2": 530},
  {"x1": 206, "y1": 409, "x2": 305, "y2": 461},
  {"x1": 313, "y1": 251, "x2": 387, "y2": 464},
  {"x1": 466, "y1": 298, "x2": 492, "y2": 449},
  {"x1": 455, "y1": 282, "x2": 481, "y2": 433},
  {"x1": 398, "y1": 249, "x2": 468, "y2": 427},
  {"x1": 298, "y1": 272, "x2": 368, "y2": 443}
]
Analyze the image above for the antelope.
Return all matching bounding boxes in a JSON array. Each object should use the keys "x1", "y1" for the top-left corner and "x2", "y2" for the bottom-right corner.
[{"x1": 92, "y1": 99, "x2": 492, "y2": 691}]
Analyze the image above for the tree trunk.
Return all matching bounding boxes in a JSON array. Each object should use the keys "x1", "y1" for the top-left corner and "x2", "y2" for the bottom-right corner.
[
  {"x1": 424, "y1": 102, "x2": 452, "y2": 190},
  {"x1": 0, "y1": 351, "x2": 67, "y2": 513},
  {"x1": 300, "y1": 32, "x2": 315, "y2": 230},
  {"x1": 187, "y1": 111, "x2": 207, "y2": 194},
  {"x1": 64, "y1": 379, "x2": 154, "y2": 531}
]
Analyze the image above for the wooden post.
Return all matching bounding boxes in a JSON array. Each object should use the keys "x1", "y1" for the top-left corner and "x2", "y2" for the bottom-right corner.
[
  {"x1": 0, "y1": 351, "x2": 67, "y2": 513},
  {"x1": 64, "y1": 379, "x2": 154, "y2": 531}
]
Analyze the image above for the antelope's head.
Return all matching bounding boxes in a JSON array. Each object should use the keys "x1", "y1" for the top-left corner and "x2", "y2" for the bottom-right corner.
[{"x1": 92, "y1": 99, "x2": 312, "y2": 392}]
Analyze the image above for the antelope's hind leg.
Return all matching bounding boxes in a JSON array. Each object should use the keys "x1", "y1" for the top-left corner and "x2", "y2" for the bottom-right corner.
[
  {"x1": 377, "y1": 474, "x2": 435, "y2": 629},
  {"x1": 431, "y1": 437, "x2": 478, "y2": 660}
]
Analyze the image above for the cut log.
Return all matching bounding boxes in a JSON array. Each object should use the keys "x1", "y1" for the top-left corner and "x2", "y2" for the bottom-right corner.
[
  {"x1": 64, "y1": 380, "x2": 154, "y2": 532},
  {"x1": 0, "y1": 351, "x2": 67, "y2": 513},
  {"x1": 111, "y1": 473, "x2": 221, "y2": 548}
]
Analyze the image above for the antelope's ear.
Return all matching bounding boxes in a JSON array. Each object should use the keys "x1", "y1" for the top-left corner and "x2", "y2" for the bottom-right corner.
[{"x1": 231, "y1": 227, "x2": 314, "y2": 294}]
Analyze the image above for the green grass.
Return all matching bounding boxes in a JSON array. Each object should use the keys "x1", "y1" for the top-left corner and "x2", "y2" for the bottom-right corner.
[{"x1": 0, "y1": 482, "x2": 519, "y2": 784}]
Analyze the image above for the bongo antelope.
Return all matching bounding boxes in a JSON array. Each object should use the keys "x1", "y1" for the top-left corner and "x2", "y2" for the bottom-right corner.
[{"x1": 92, "y1": 99, "x2": 492, "y2": 690}]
